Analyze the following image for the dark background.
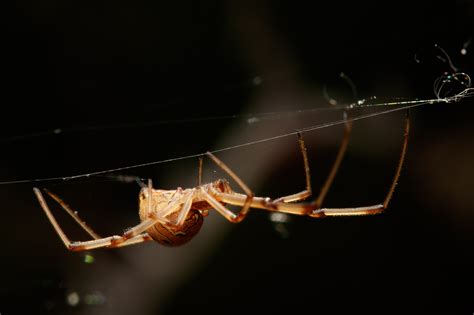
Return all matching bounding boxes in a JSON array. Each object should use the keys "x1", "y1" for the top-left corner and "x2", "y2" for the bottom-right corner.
[{"x1": 1, "y1": 1, "x2": 473, "y2": 314}]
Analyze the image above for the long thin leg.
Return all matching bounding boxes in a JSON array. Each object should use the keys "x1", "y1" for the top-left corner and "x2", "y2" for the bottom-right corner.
[
  {"x1": 274, "y1": 132, "x2": 312, "y2": 203},
  {"x1": 198, "y1": 157, "x2": 203, "y2": 186},
  {"x1": 42, "y1": 188, "x2": 101, "y2": 239},
  {"x1": 205, "y1": 152, "x2": 254, "y2": 221},
  {"x1": 208, "y1": 118, "x2": 352, "y2": 215},
  {"x1": 33, "y1": 188, "x2": 153, "y2": 251},
  {"x1": 175, "y1": 191, "x2": 195, "y2": 225},
  {"x1": 313, "y1": 118, "x2": 352, "y2": 208},
  {"x1": 208, "y1": 189, "x2": 314, "y2": 217},
  {"x1": 204, "y1": 122, "x2": 352, "y2": 218},
  {"x1": 148, "y1": 179, "x2": 153, "y2": 216},
  {"x1": 65, "y1": 234, "x2": 152, "y2": 251},
  {"x1": 204, "y1": 122, "x2": 347, "y2": 219},
  {"x1": 200, "y1": 188, "x2": 243, "y2": 222},
  {"x1": 34, "y1": 188, "x2": 73, "y2": 248},
  {"x1": 108, "y1": 233, "x2": 153, "y2": 248},
  {"x1": 381, "y1": 112, "x2": 410, "y2": 209},
  {"x1": 122, "y1": 197, "x2": 184, "y2": 239},
  {"x1": 212, "y1": 110, "x2": 409, "y2": 218},
  {"x1": 275, "y1": 117, "x2": 352, "y2": 205},
  {"x1": 311, "y1": 110, "x2": 410, "y2": 216}
]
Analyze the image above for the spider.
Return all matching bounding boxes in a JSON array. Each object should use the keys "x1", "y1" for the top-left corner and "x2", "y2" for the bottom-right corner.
[{"x1": 33, "y1": 111, "x2": 410, "y2": 251}]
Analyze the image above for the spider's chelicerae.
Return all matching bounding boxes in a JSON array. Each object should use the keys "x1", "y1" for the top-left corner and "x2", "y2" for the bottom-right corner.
[{"x1": 33, "y1": 111, "x2": 410, "y2": 251}]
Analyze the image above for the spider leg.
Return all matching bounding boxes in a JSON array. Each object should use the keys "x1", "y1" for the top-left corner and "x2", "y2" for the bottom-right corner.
[
  {"x1": 174, "y1": 191, "x2": 195, "y2": 225},
  {"x1": 213, "y1": 110, "x2": 409, "y2": 218},
  {"x1": 122, "y1": 191, "x2": 193, "y2": 239},
  {"x1": 205, "y1": 119, "x2": 351, "y2": 217},
  {"x1": 210, "y1": 189, "x2": 313, "y2": 216},
  {"x1": 34, "y1": 188, "x2": 74, "y2": 248},
  {"x1": 273, "y1": 132, "x2": 312, "y2": 203},
  {"x1": 198, "y1": 157, "x2": 203, "y2": 186},
  {"x1": 33, "y1": 188, "x2": 154, "y2": 251},
  {"x1": 40, "y1": 188, "x2": 102, "y2": 239},
  {"x1": 68, "y1": 234, "x2": 153, "y2": 251},
  {"x1": 123, "y1": 198, "x2": 182, "y2": 239},
  {"x1": 205, "y1": 152, "x2": 254, "y2": 222},
  {"x1": 200, "y1": 188, "x2": 246, "y2": 222},
  {"x1": 108, "y1": 233, "x2": 153, "y2": 248},
  {"x1": 313, "y1": 118, "x2": 352, "y2": 208},
  {"x1": 311, "y1": 110, "x2": 409, "y2": 216},
  {"x1": 274, "y1": 113, "x2": 352, "y2": 205}
]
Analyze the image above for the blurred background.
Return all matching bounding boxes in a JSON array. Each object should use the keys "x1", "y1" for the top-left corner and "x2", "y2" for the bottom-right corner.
[{"x1": 1, "y1": 0, "x2": 473, "y2": 314}]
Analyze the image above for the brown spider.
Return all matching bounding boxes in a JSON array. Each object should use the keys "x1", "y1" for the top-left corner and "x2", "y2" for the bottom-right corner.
[{"x1": 33, "y1": 111, "x2": 410, "y2": 251}]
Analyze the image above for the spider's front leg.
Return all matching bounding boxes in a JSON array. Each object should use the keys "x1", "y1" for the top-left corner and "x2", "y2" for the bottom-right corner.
[
  {"x1": 309, "y1": 110, "x2": 410, "y2": 217},
  {"x1": 204, "y1": 152, "x2": 254, "y2": 223},
  {"x1": 206, "y1": 110, "x2": 409, "y2": 219},
  {"x1": 204, "y1": 121, "x2": 353, "y2": 223},
  {"x1": 201, "y1": 134, "x2": 314, "y2": 223}
]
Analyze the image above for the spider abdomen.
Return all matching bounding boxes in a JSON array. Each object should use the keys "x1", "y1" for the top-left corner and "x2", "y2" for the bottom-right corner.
[{"x1": 147, "y1": 209, "x2": 203, "y2": 246}]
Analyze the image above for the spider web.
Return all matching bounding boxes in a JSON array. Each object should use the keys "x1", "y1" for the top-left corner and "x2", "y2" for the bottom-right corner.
[{"x1": 0, "y1": 80, "x2": 472, "y2": 186}]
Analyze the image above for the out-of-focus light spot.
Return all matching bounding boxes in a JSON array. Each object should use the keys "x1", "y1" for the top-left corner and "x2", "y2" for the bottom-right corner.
[
  {"x1": 252, "y1": 76, "x2": 262, "y2": 85},
  {"x1": 414, "y1": 53, "x2": 421, "y2": 64},
  {"x1": 44, "y1": 300, "x2": 55, "y2": 310},
  {"x1": 270, "y1": 213, "x2": 291, "y2": 239},
  {"x1": 84, "y1": 292, "x2": 106, "y2": 305},
  {"x1": 461, "y1": 38, "x2": 471, "y2": 56},
  {"x1": 274, "y1": 223, "x2": 290, "y2": 239},
  {"x1": 66, "y1": 292, "x2": 80, "y2": 307},
  {"x1": 53, "y1": 128, "x2": 62, "y2": 134},
  {"x1": 84, "y1": 254, "x2": 95, "y2": 264},
  {"x1": 269, "y1": 212, "x2": 290, "y2": 223},
  {"x1": 247, "y1": 117, "x2": 259, "y2": 124}
]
